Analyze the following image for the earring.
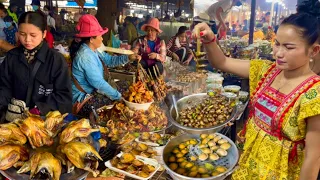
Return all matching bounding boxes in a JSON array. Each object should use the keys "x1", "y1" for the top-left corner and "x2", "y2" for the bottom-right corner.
[{"x1": 310, "y1": 59, "x2": 314, "y2": 63}]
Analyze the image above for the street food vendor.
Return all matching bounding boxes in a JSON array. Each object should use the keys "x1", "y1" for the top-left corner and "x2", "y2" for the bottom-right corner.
[
  {"x1": 71, "y1": 14, "x2": 141, "y2": 117},
  {"x1": 0, "y1": 12, "x2": 72, "y2": 118},
  {"x1": 194, "y1": 12, "x2": 320, "y2": 180},
  {"x1": 206, "y1": 0, "x2": 242, "y2": 37},
  {"x1": 167, "y1": 26, "x2": 193, "y2": 65},
  {"x1": 132, "y1": 18, "x2": 166, "y2": 77}
]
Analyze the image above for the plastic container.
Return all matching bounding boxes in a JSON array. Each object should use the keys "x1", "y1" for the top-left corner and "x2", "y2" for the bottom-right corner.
[
  {"x1": 224, "y1": 85, "x2": 241, "y2": 95},
  {"x1": 123, "y1": 98, "x2": 154, "y2": 111},
  {"x1": 207, "y1": 76, "x2": 224, "y2": 85},
  {"x1": 221, "y1": 92, "x2": 237, "y2": 105},
  {"x1": 239, "y1": 91, "x2": 249, "y2": 103},
  {"x1": 207, "y1": 83, "x2": 223, "y2": 95}
]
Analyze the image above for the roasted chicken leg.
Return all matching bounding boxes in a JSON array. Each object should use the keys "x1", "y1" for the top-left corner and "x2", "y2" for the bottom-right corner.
[
  {"x1": 0, "y1": 144, "x2": 29, "y2": 170},
  {"x1": 59, "y1": 119, "x2": 99, "y2": 144},
  {"x1": 14, "y1": 114, "x2": 53, "y2": 149},
  {"x1": 0, "y1": 123, "x2": 27, "y2": 145},
  {"x1": 61, "y1": 141, "x2": 102, "y2": 177}
]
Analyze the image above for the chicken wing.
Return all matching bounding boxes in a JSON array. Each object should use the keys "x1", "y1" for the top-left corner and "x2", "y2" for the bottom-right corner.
[
  {"x1": 59, "y1": 119, "x2": 99, "y2": 144},
  {"x1": 0, "y1": 123, "x2": 27, "y2": 145},
  {"x1": 14, "y1": 114, "x2": 53, "y2": 149},
  {"x1": 45, "y1": 111, "x2": 68, "y2": 137},
  {"x1": 61, "y1": 141, "x2": 102, "y2": 177},
  {"x1": 0, "y1": 144, "x2": 29, "y2": 170},
  {"x1": 18, "y1": 152, "x2": 61, "y2": 180}
]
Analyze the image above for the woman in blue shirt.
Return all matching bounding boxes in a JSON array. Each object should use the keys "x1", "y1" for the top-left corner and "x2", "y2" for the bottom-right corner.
[{"x1": 70, "y1": 15, "x2": 140, "y2": 117}]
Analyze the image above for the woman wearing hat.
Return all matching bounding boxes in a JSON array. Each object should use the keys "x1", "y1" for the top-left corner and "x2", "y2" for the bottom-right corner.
[
  {"x1": 71, "y1": 14, "x2": 141, "y2": 117},
  {"x1": 133, "y1": 18, "x2": 166, "y2": 77}
]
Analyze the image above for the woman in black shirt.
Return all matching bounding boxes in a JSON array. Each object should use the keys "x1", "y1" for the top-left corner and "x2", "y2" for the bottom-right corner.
[{"x1": 0, "y1": 12, "x2": 72, "y2": 117}]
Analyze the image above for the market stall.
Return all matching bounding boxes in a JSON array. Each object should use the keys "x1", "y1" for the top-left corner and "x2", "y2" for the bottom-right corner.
[{"x1": 0, "y1": 31, "x2": 252, "y2": 180}]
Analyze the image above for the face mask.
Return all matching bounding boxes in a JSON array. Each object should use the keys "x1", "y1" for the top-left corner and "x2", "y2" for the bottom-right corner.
[
  {"x1": 235, "y1": 1, "x2": 242, "y2": 6},
  {"x1": 5, "y1": 22, "x2": 12, "y2": 27},
  {"x1": 32, "y1": 5, "x2": 39, "y2": 11},
  {"x1": 43, "y1": 10, "x2": 49, "y2": 15}
]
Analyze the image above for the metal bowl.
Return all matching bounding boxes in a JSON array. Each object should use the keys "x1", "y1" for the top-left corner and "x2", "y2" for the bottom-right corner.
[
  {"x1": 162, "y1": 133, "x2": 239, "y2": 180},
  {"x1": 169, "y1": 93, "x2": 238, "y2": 134}
]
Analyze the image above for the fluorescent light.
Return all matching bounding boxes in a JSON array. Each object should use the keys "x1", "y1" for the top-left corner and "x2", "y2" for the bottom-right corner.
[{"x1": 156, "y1": 5, "x2": 160, "y2": 9}]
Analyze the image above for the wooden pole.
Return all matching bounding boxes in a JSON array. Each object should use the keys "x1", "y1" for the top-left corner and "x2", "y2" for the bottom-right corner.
[{"x1": 249, "y1": 0, "x2": 256, "y2": 44}]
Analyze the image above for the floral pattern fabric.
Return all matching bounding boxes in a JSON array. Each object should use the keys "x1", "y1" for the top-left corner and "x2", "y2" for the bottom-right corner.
[{"x1": 232, "y1": 60, "x2": 320, "y2": 180}]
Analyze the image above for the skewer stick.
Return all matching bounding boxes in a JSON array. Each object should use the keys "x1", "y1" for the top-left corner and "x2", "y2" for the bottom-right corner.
[
  {"x1": 153, "y1": 66, "x2": 159, "y2": 80},
  {"x1": 155, "y1": 65, "x2": 162, "y2": 78},
  {"x1": 196, "y1": 28, "x2": 201, "y2": 56}
]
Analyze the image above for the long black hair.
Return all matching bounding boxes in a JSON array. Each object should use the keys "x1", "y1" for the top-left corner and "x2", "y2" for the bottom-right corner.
[
  {"x1": 69, "y1": 37, "x2": 91, "y2": 60},
  {"x1": 281, "y1": 12, "x2": 320, "y2": 46}
]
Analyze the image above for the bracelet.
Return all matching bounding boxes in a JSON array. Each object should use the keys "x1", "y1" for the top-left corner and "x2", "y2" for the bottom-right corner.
[{"x1": 202, "y1": 36, "x2": 216, "y2": 44}]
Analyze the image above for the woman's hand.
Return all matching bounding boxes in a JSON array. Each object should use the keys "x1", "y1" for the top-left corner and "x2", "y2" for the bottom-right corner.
[
  {"x1": 128, "y1": 54, "x2": 141, "y2": 62},
  {"x1": 300, "y1": 115, "x2": 320, "y2": 180},
  {"x1": 192, "y1": 22, "x2": 216, "y2": 42},
  {"x1": 148, "y1": 52, "x2": 158, "y2": 60}
]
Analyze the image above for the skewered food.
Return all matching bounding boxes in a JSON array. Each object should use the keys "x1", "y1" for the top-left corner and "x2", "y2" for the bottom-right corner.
[
  {"x1": 166, "y1": 134, "x2": 232, "y2": 178},
  {"x1": 123, "y1": 81, "x2": 153, "y2": 103},
  {"x1": 61, "y1": 141, "x2": 102, "y2": 177},
  {"x1": 0, "y1": 144, "x2": 29, "y2": 170},
  {"x1": 177, "y1": 95, "x2": 233, "y2": 128},
  {"x1": 59, "y1": 118, "x2": 99, "y2": 144},
  {"x1": 0, "y1": 123, "x2": 27, "y2": 145},
  {"x1": 18, "y1": 152, "x2": 61, "y2": 180},
  {"x1": 136, "y1": 64, "x2": 167, "y2": 102},
  {"x1": 14, "y1": 113, "x2": 53, "y2": 149},
  {"x1": 44, "y1": 111, "x2": 68, "y2": 137}
]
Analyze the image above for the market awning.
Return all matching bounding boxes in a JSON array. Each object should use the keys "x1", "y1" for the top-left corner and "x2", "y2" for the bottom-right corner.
[{"x1": 67, "y1": 0, "x2": 97, "y2": 7}]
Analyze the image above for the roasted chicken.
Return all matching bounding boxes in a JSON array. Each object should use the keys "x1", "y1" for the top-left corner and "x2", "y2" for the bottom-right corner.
[
  {"x1": 55, "y1": 145, "x2": 75, "y2": 173},
  {"x1": 59, "y1": 119, "x2": 99, "y2": 144},
  {"x1": 0, "y1": 144, "x2": 29, "y2": 170},
  {"x1": 14, "y1": 114, "x2": 53, "y2": 149},
  {"x1": 0, "y1": 123, "x2": 27, "y2": 145},
  {"x1": 17, "y1": 152, "x2": 61, "y2": 180},
  {"x1": 61, "y1": 141, "x2": 102, "y2": 177},
  {"x1": 45, "y1": 111, "x2": 68, "y2": 137}
]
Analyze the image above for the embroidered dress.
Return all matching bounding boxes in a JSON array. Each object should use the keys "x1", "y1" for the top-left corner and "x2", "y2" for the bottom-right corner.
[{"x1": 232, "y1": 60, "x2": 320, "y2": 180}]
